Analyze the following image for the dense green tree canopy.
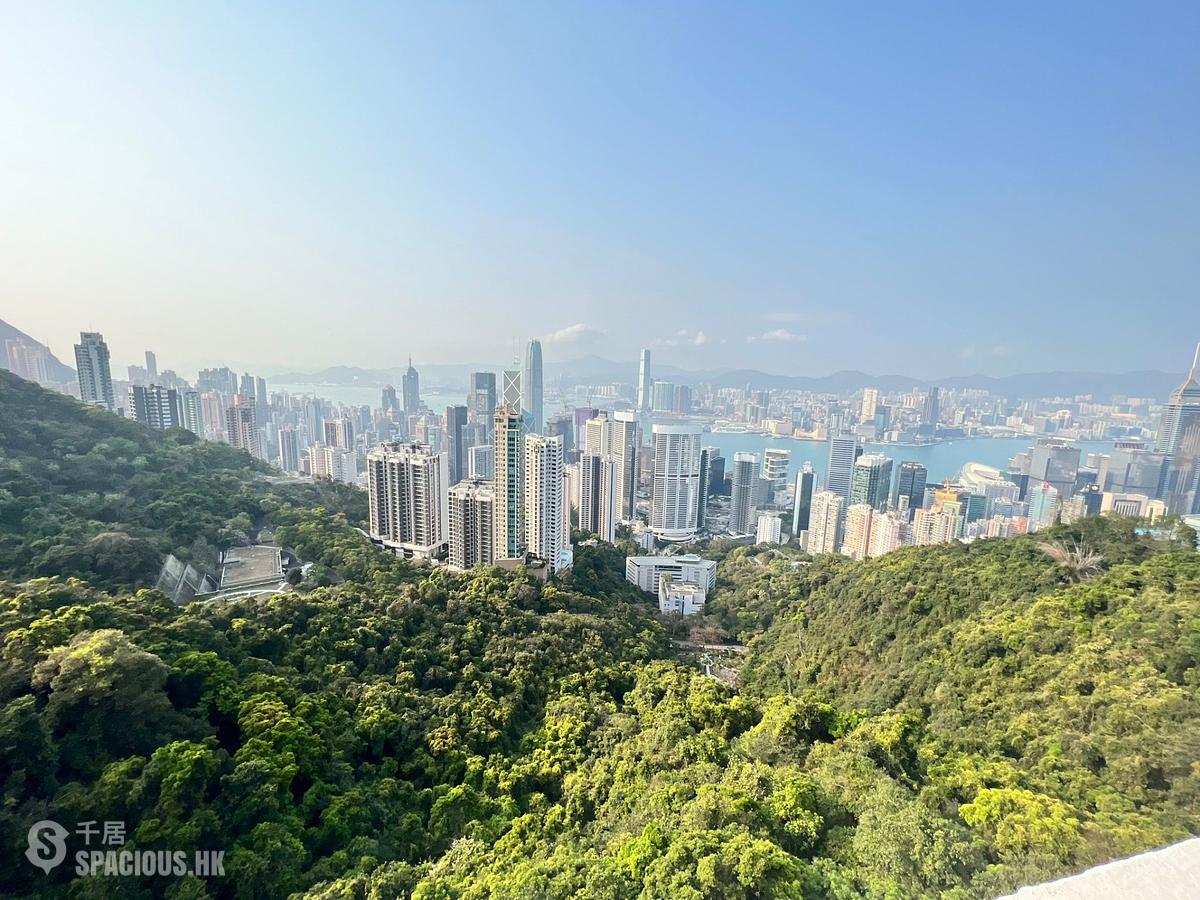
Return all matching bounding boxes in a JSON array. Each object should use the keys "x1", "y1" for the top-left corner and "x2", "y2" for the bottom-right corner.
[{"x1": 1, "y1": 374, "x2": 1197, "y2": 898}]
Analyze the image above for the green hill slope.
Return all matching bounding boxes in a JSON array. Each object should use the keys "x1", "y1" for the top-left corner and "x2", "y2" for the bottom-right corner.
[
  {"x1": 0, "y1": 372, "x2": 1197, "y2": 898},
  {"x1": 0, "y1": 370, "x2": 363, "y2": 588}
]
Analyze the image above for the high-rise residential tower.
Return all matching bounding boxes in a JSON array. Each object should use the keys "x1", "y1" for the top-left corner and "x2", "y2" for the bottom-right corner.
[
  {"x1": 649, "y1": 424, "x2": 703, "y2": 542},
  {"x1": 448, "y1": 479, "x2": 495, "y2": 570},
  {"x1": 366, "y1": 441, "x2": 449, "y2": 559},
  {"x1": 524, "y1": 434, "x2": 566, "y2": 573},
  {"x1": 493, "y1": 405, "x2": 524, "y2": 559},
  {"x1": 808, "y1": 491, "x2": 845, "y2": 555},
  {"x1": 445, "y1": 405, "x2": 469, "y2": 484},
  {"x1": 521, "y1": 339, "x2": 544, "y2": 434},
  {"x1": 729, "y1": 452, "x2": 759, "y2": 534},
  {"x1": 73, "y1": 332, "x2": 115, "y2": 411}
]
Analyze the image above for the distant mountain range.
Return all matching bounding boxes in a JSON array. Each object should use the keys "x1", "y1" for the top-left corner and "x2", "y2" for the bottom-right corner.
[
  {"x1": 270, "y1": 355, "x2": 1185, "y2": 401},
  {"x1": 1, "y1": 316, "x2": 1181, "y2": 401},
  {"x1": 0, "y1": 318, "x2": 76, "y2": 385}
]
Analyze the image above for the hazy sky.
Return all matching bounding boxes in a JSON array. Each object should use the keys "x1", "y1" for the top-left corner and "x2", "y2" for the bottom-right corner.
[{"x1": 2, "y1": 3, "x2": 1198, "y2": 378}]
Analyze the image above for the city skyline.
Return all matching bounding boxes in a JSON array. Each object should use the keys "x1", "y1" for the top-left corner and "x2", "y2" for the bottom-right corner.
[{"x1": 3, "y1": 5, "x2": 1198, "y2": 376}]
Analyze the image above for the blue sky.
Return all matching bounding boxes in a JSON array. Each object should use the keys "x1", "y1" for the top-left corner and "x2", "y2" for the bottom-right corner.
[{"x1": 2, "y1": 2, "x2": 1197, "y2": 378}]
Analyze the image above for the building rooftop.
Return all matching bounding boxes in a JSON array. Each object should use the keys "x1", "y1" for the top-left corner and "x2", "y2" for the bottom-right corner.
[{"x1": 219, "y1": 545, "x2": 284, "y2": 590}]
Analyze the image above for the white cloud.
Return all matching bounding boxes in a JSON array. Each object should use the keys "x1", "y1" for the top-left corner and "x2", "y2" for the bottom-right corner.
[
  {"x1": 542, "y1": 323, "x2": 603, "y2": 344},
  {"x1": 653, "y1": 329, "x2": 707, "y2": 348},
  {"x1": 758, "y1": 328, "x2": 807, "y2": 343}
]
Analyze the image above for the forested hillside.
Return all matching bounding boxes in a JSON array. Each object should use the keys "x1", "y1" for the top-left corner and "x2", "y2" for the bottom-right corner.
[
  {"x1": 1, "y1": 374, "x2": 1198, "y2": 898},
  {"x1": 0, "y1": 370, "x2": 364, "y2": 588}
]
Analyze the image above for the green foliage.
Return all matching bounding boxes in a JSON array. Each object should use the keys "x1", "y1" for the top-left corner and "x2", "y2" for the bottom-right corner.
[{"x1": 1, "y1": 375, "x2": 1198, "y2": 898}]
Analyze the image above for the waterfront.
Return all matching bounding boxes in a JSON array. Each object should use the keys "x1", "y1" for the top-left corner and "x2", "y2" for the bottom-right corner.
[{"x1": 691, "y1": 432, "x2": 1113, "y2": 486}]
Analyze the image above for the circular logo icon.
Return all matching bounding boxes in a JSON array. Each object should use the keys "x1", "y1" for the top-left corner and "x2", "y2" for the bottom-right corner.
[{"x1": 26, "y1": 819, "x2": 69, "y2": 874}]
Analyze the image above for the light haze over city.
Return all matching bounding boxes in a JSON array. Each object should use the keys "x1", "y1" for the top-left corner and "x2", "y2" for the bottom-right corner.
[{"x1": 3, "y1": 2, "x2": 1198, "y2": 377}]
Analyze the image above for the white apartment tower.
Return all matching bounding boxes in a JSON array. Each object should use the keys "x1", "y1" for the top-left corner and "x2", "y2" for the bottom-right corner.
[
  {"x1": 73, "y1": 332, "x2": 115, "y2": 411},
  {"x1": 366, "y1": 441, "x2": 449, "y2": 559},
  {"x1": 493, "y1": 405, "x2": 525, "y2": 559},
  {"x1": 448, "y1": 479, "x2": 495, "y2": 570},
  {"x1": 650, "y1": 424, "x2": 704, "y2": 541},
  {"x1": 808, "y1": 490, "x2": 845, "y2": 555},
  {"x1": 524, "y1": 434, "x2": 567, "y2": 573}
]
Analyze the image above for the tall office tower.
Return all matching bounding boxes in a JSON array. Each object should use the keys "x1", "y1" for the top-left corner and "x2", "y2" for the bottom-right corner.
[
  {"x1": 225, "y1": 396, "x2": 260, "y2": 457},
  {"x1": 448, "y1": 479, "x2": 495, "y2": 570},
  {"x1": 1027, "y1": 482, "x2": 1060, "y2": 532},
  {"x1": 469, "y1": 372, "x2": 497, "y2": 425},
  {"x1": 649, "y1": 424, "x2": 703, "y2": 541},
  {"x1": 468, "y1": 444, "x2": 495, "y2": 480},
  {"x1": 545, "y1": 414, "x2": 574, "y2": 459},
  {"x1": 891, "y1": 461, "x2": 928, "y2": 517},
  {"x1": 381, "y1": 384, "x2": 400, "y2": 415},
  {"x1": 763, "y1": 447, "x2": 791, "y2": 497},
  {"x1": 860, "y1": 387, "x2": 879, "y2": 421},
  {"x1": 445, "y1": 405, "x2": 468, "y2": 484},
  {"x1": 497, "y1": 369, "x2": 520, "y2": 411},
  {"x1": 402, "y1": 358, "x2": 421, "y2": 413},
  {"x1": 983, "y1": 481, "x2": 1021, "y2": 518},
  {"x1": 610, "y1": 412, "x2": 640, "y2": 521},
  {"x1": 182, "y1": 390, "x2": 202, "y2": 435},
  {"x1": 277, "y1": 427, "x2": 300, "y2": 474},
  {"x1": 521, "y1": 339, "x2": 544, "y2": 434},
  {"x1": 366, "y1": 441, "x2": 449, "y2": 559},
  {"x1": 868, "y1": 511, "x2": 910, "y2": 558},
  {"x1": 756, "y1": 513, "x2": 782, "y2": 545},
  {"x1": 791, "y1": 463, "x2": 815, "y2": 536},
  {"x1": 705, "y1": 449, "x2": 726, "y2": 497},
  {"x1": 524, "y1": 434, "x2": 565, "y2": 572},
  {"x1": 128, "y1": 384, "x2": 183, "y2": 430},
  {"x1": 825, "y1": 433, "x2": 861, "y2": 503},
  {"x1": 651, "y1": 381, "x2": 675, "y2": 413},
  {"x1": 673, "y1": 384, "x2": 692, "y2": 414},
  {"x1": 923, "y1": 386, "x2": 941, "y2": 427},
  {"x1": 493, "y1": 405, "x2": 524, "y2": 558},
  {"x1": 729, "y1": 452, "x2": 760, "y2": 534},
  {"x1": 73, "y1": 332, "x2": 115, "y2": 411},
  {"x1": 144, "y1": 350, "x2": 158, "y2": 379},
  {"x1": 578, "y1": 452, "x2": 616, "y2": 541},
  {"x1": 255, "y1": 376, "x2": 269, "y2": 417},
  {"x1": 1156, "y1": 344, "x2": 1200, "y2": 511},
  {"x1": 323, "y1": 417, "x2": 355, "y2": 450},
  {"x1": 808, "y1": 491, "x2": 845, "y2": 555},
  {"x1": 841, "y1": 504, "x2": 875, "y2": 560},
  {"x1": 1029, "y1": 439, "x2": 1080, "y2": 499},
  {"x1": 851, "y1": 454, "x2": 893, "y2": 511},
  {"x1": 637, "y1": 349, "x2": 652, "y2": 410}
]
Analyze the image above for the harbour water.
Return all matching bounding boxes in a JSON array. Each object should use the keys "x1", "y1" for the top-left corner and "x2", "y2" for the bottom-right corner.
[{"x1": 271, "y1": 382, "x2": 1111, "y2": 486}]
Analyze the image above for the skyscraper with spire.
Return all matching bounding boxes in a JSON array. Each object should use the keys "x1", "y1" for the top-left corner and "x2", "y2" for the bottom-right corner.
[
  {"x1": 522, "y1": 339, "x2": 543, "y2": 434},
  {"x1": 402, "y1": 357, "x2": 420, "y2": 414},
  {"x1": 1156, "y1": 343, "x2": 1200, "y2": 513}
]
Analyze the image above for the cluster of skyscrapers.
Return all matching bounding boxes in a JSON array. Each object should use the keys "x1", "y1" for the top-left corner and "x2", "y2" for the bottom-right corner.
[{"x1": 9, "y1": 329, "x2": 1198, "y2": 601}]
